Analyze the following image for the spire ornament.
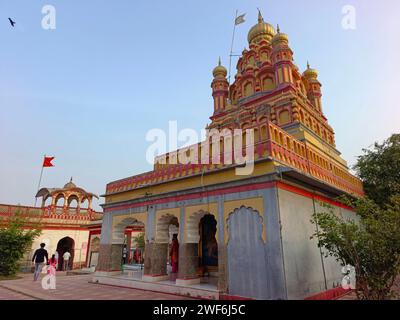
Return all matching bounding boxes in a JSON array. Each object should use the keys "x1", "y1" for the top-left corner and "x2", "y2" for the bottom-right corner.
[{"x1": 257, "y1": 8, "x2": 264, "y2": 23}]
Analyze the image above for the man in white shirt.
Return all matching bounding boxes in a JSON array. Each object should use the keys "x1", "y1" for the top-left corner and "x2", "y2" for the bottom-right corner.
[{"x1": 63, "y1": 251, "x2": 71, "y2": 271}]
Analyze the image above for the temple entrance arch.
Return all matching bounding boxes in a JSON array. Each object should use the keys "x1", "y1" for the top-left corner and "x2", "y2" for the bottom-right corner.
[
  {"x1": 146, "y1": 214, "x2": 179, "y2": 278},
  {"x1": 56, "y1": 237, "x2": 75, "y2": 270},
  {"x1": 199, "y1": 214, "x2": 218, "y2": 269},
  {"x1": 112, "y1": 217, "x2": 145, "y2": 266},
  {"x1": 178, "y1": 210, "x2": 218, "y2": 282},
  {"x1": 227, "y1": 206, "x2": 268, "y2": 299},
  {"x1": 155, "y1": 214, "x2": 179, "y2": 244}
]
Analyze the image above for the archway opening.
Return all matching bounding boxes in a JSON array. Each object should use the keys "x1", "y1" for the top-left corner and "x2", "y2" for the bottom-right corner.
[
  {"x1": 153, "y1": 214, "x2": 179, "y2": 278},
  {"x1": 112, "y1": 217, "x2": 145, "y2": 273},
  {"x1": 56, "y1": 237, "x2": 75, "y2": 271},
  {"x1": 199, "y1": 214, "x2": 218, "y2": 271}
]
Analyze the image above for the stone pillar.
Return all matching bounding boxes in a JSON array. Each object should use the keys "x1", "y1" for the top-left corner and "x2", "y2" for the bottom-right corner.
[
  {"x1": 97, "y1": 244, "x2": 123, "y2": 273},
  {"x1": 142, "y1": 242, "x2": 169, "y2": 282},
  {"x1": 176, "y1": 243, "x2": 200, "y2": 285},
  {"x1": 126, "y1": 232, "x2": 132, "y2": 263},
  {"x1": 95, "y1": 213, "x2": 123, "y2": 275},
  {"x1": 142, "y1": 206, "x2": 170, "y2": 281},
  {"x1": 217, "y1": 196, "x2": 228, "y2": 292}
]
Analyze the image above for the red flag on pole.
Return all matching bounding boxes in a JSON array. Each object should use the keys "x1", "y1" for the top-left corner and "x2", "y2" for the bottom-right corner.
[{"x1": 43, "y1": 156, "x2": 55, "y2": 167}]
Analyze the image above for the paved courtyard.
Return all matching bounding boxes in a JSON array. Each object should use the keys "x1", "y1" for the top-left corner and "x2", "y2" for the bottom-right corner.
[{"x1": 0, "y1": 272, "x2": 193, "y2": 300}]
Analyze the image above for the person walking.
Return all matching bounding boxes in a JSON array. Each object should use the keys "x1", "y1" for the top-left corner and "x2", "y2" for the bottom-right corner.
[
  {"x1": 32, "y1": 243, "x2": 49, "y2": 281},
  {"x1": 47, "y1": 254, "x2": 57, "y2": 277},
  {"x1": 62, "y1": 250, "x2": 71, "y2": 271}
]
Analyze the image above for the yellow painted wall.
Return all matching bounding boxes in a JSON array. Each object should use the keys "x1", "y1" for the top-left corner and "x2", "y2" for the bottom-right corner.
[{"x1": 106, "y1": 161, "x2": 276, "y2": 204}]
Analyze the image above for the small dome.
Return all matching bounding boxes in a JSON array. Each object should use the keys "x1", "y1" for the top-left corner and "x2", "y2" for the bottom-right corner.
[
  {"x1": 63, "y1": 177, "x2": 77, "y2": 189},
  {"x1": 271, "y1": 25, "x2": 289, "y2": 46},
  {"x1": 303, "y1": 62, "x2": 318, "y2": 79},
  {"x1": 213, "y1": 57, "x2": 227, "y2": 78},
  {"x1": 248, "y1": 11, "x2": 276, "y2": 45}
]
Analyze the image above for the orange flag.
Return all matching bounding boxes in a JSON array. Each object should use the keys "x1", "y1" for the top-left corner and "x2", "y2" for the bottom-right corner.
[{"x1": 43, "y1": 156, "x2": 55, "y2": 167}]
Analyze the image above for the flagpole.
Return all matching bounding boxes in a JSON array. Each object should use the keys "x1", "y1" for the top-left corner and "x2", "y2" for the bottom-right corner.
[
  {"x1": 34, "y1": 155, "x2": 45, "y2": 207},
  {"x1": 228, "y1": 10, "x2": 238, "y2": 84}
]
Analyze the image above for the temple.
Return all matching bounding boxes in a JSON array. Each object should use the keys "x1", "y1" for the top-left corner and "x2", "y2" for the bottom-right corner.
[
  {"x1": 94, "y1": 11, "x2": 363, "y2": 300},
  {"x1": 0, "y1": 179, "x2": 107, "y2": 271}
]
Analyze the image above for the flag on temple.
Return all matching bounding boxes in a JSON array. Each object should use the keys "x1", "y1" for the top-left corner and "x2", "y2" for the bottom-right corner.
[
  {"x1": 235, "y1": 13, "x2": 246, "y2": 25},
  {"x1": 42, "y1": 156, "x2": 55, "y2": 167}
]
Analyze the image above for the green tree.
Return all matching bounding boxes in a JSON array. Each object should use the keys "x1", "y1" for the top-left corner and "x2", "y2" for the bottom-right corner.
[
  {"x1": 132, "y1": 232, "x2": 145, "y2": 250},
  {"x1": 354, "y1": 134, "x2": 400, "y2": 207},
  {"x1": 311, "y1": 196, "x2": 400, "y2": 300},
  {"x1": 0, "y1": 208, "x2": 42, "y2": 277}
]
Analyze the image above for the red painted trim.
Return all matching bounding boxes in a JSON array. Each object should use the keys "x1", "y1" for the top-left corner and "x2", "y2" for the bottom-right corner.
[
  {"x1": 105, "y1": 180, "x2": 355, "y2": 213},
  {"x1": 104, "y1": 181, "x2": 276, "y2": 213},
  {"x1": 89, "y1": 230, "x2": 102, "y2": 235},
  {"x1": 305, "y1": 287, "x2": 351, "y2": 300},
  {"x1": 3, "y1": 225, "x2": 91, "y2": 231},
  {"x1": 277, "y1": 181, "x2": 355, "y2": 212}
]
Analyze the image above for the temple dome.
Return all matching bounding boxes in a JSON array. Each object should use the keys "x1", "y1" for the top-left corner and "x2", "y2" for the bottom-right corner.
[
  {"x1": 271, "y1": 25, "x2": 289, "y2": 46},
  {"x1": 248, "y1": 11, "x2": 276, "y2": 44},
  {"x1": 303, "y1": 62, "x2": 318, "y2": 79},
  {"x1": 213, "y1": 58, "x2": 227, "y2": 78},
  {"x1": 63, "y1": 178, "x2": 77, "y2": 189}
]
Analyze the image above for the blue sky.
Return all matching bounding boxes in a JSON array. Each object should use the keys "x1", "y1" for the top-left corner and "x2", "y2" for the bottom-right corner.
[{"x1": 0, "y1": 0, "x2": 399, "y2": 210}]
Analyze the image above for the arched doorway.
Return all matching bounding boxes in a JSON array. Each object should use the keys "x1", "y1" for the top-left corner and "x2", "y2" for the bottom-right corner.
[
  {"x1": 154, "y1": 214, "x2": 179, "y2": 278},
  {"x1": 199, "y1": 214, "x2": 218, "y2": 270},
  {"x1": 112, "y1": 217, "x2": 145, "y2": 271},
  {"x1": 184, "y1": 210, "x2": 218, "y2": 281},
  {"x1": 56, "y1": 237, "x2": 75, "y2": 270}
]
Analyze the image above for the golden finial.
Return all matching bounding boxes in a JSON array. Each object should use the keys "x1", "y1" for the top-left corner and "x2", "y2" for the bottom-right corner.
[
  {"x1": 307, "y1": 61, "x2": 310, "y2": 69},
  {"x1": 257, "y1": 8, "x2": 264, "y2": 23},
  {"x1": 218, "y1": 56, "x2": 221, "y2": 66},
  {"x1": 277, "y1": 24, "x2": 280, "y2": 33}
]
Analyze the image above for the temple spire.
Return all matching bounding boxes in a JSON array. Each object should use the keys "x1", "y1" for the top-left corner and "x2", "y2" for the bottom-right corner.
[{"x1": 257, "y1": 8, "x2": 264, "y2": 23}]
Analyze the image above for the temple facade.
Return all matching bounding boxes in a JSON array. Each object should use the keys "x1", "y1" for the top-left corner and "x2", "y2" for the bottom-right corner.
[
  {"x1": 0, "y1": 179, "x2": 105, "y2": 271},
  {"x1": 94, "y1": 12, "x2": 363, "y2": 300}
]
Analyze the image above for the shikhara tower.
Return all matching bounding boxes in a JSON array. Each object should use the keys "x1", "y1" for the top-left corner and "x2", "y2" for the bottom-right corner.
[{"x1": 95, "y1": 11, "x2": 363, "y2": 300}]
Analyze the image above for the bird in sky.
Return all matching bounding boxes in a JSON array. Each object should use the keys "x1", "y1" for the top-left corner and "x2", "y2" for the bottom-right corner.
[{"x1": 8, "y1": 17, "x2": 16, "y2": 27}]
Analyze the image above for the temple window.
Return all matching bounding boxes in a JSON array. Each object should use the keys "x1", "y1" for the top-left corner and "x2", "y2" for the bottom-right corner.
[
  {"x1": 244, "y1": 82, "x2": 254, "y2": 97},
  {"x1": 262, "y1": 77, "x2": 275, "y2": 91},
  {"x1": 278, "y1": 110, "x2": 290, "y2": 125}
]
